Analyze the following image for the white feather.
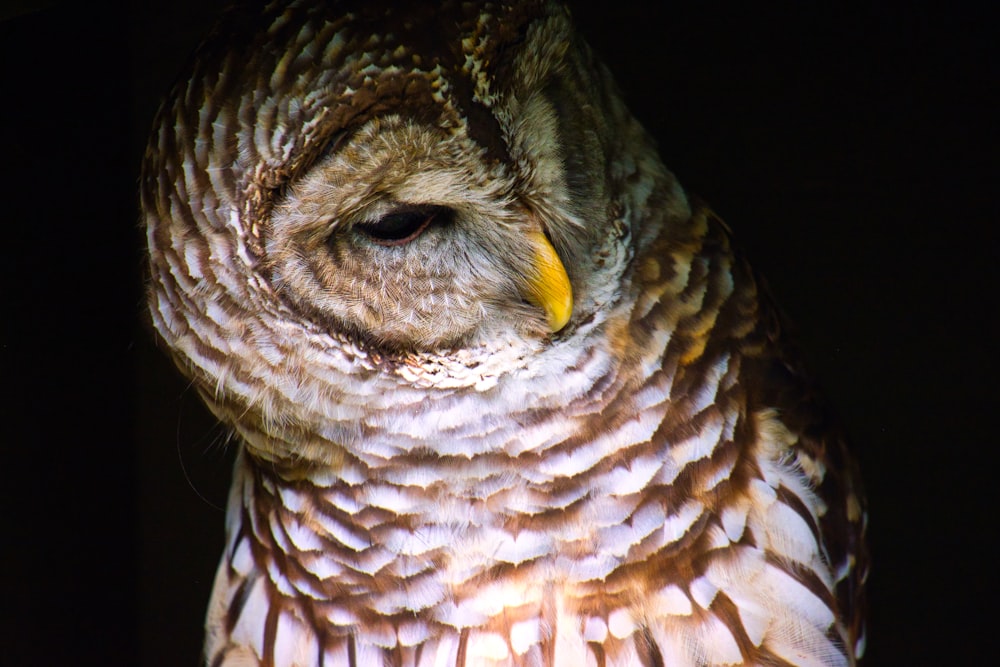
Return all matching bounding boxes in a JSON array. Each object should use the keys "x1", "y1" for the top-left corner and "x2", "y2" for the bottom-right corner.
[
  {"x1": 273, "y1": 610, "x2": 319, "y2": 667},
  {"x1": 607, "y1": 608, "x2": 636, "y2": 639},
  {"x1": 510, "y1": 618, "x2": 542, "y2": 655},
  {"x1": 228, "y1": 576, "x2": 268, "y2": 659},
  {"x1": 689, "y1": 576, "x2": 718, "y2": 609},
  {"x1": 654, "y1": 584, "x2": 693, "y2": 616}
]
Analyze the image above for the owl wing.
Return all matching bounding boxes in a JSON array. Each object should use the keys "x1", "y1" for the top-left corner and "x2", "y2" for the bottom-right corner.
[{"x1": 716, "y1": 205, "x2": 870, "y2": 658}]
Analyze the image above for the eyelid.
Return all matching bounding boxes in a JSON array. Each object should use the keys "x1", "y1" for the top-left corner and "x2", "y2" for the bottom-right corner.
[{"x1": 353, "y1": 204, "x2": 451, "y2": 246}]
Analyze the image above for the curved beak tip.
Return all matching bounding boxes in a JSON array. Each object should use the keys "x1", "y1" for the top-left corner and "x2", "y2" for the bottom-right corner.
[{"x1": 525, "y1": 230, "x2": 573, "y2": 333}]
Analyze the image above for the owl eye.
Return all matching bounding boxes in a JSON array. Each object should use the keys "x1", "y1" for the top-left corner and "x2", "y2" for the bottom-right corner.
[{"x1": 355, "y1": 205, "x2": 448, "y2": 246}]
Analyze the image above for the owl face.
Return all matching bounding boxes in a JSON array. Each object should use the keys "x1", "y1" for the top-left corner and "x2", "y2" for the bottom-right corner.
[
  {"x1": 142, "y1": 0, "x2": 670, "y2": 462},
  {"x1": 147, "y1": 0, "x2": 650, "y2": 359},
  {"x1": 266, "y1": 114, "x2": 563, "y2": 351},
  {"x1": 248, "y1": 1, "x2": 634, "y2": 352}
]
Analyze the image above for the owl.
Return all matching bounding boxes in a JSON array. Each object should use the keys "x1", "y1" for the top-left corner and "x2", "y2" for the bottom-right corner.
[{"x1": 141, "y1": 1, "x2": 868, "y2": 665}]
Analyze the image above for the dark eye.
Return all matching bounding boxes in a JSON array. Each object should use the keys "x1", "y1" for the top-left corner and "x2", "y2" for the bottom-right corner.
[{"x1": 355, "y1": 205, "x2": 448, "y2": 246}]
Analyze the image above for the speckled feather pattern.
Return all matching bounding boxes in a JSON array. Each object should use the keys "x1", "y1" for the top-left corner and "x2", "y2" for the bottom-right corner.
[{"x1": 141, "y1": 2, "x2": 868, "y2": 665}]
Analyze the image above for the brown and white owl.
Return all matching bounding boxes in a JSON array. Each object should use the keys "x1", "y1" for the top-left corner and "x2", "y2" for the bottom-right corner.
[{"x1": 141, "y1": 1, "x2": 868, "y2": 665}]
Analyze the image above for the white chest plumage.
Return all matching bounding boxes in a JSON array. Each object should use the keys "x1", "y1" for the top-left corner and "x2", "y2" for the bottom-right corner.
[{"x1": 206, "y1": 408, "x2": 853, "y2": 666}]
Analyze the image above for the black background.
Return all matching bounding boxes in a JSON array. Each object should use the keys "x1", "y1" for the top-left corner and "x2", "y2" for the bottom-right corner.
[{"x1": 2, "y1": 1, "x2": 996, "y2": 664}]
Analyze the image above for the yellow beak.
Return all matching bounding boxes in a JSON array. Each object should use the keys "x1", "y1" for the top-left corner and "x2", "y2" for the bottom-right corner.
[{"x1": 524, "y1": 230, "x2": 573, "y2": 332}]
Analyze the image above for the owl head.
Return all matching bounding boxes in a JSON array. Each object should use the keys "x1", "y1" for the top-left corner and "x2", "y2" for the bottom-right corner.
[{"x1": 142, "y1": 0, "x2": 683, "y2": 464}]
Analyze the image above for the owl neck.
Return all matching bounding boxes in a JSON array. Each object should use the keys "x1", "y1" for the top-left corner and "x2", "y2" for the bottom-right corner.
[
  {"x1": 209, "y1": 335, "x2": 757, "y2": 663},
  {"x1": 215, "y1": 358, "x2": 746, "y2": 646}
]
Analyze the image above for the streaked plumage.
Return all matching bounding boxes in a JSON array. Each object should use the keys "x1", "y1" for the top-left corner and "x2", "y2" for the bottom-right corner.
[{"x1": 141, "y1": 1, "x2": 868, "y2": 665}]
